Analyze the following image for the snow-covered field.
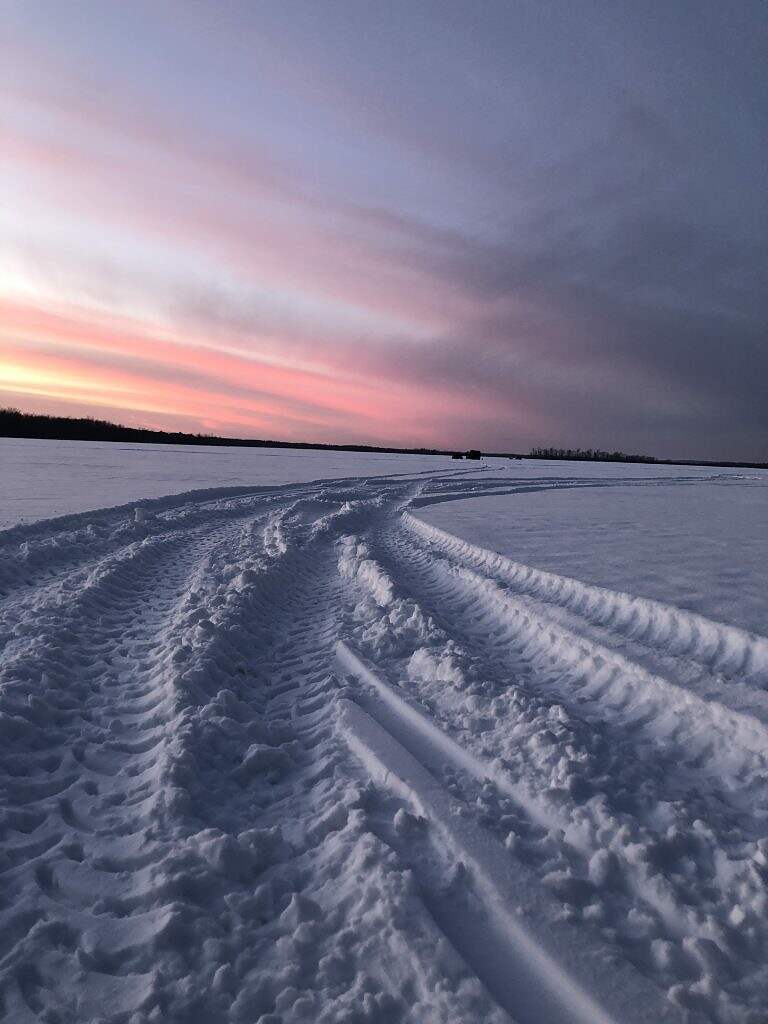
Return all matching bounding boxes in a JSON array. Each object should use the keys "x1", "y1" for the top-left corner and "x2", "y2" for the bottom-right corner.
[
  {"x1": 0, "y1": 437, "x2": 451, "y2": 530},
  {"x1": 1, "y1": 441, "x2": 767, "y2": 1023},
  {"x1": 418, "y1": 474, "x2": 768, "y2": 636}
]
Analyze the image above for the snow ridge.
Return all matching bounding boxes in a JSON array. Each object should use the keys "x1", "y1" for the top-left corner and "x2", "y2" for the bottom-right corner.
[{"x1": 403, "y1": 511, "x2": 768, "y2": 686}]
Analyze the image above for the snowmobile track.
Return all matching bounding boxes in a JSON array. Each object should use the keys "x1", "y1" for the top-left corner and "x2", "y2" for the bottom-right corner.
[{"x1": 1, "y1": 466, "x2": 765, "y2": 1023}]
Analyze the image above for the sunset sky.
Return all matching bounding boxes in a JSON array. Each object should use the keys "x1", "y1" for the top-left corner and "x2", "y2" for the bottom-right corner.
[{"x1": 2, "y1": 1, "x2": 766, "y2": 459}]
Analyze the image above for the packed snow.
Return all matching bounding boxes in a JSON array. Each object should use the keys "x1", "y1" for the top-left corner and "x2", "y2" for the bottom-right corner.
[
  {"x1": 0, "y1": 438, "x2": 451, "y2": 530},
  {"x1": 417, "y1": 476, "x2": 768, "y2": 635},
  {"x1": 1, "y1": 443, "x2": 767, "y2": 1023}
]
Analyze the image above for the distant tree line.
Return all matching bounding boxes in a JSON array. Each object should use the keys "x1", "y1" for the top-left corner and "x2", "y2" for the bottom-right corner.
[
  {"x1": 527, "y1": 445, "x2": 766, "y2": 470},
  {"x1": 0, "y1": 407, "x2": 446, "y2": 457},
  {"x1": 3, "y1": 408, "x2": 764, "y2": 469},
  {"x1": 529, "y1": 446, "x2": 657, "y2": 464}
]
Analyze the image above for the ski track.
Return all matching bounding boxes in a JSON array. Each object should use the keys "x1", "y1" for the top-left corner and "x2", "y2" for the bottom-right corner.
[{"x1": 1, "y1": 467, "x2": 766, "y2": 1023}]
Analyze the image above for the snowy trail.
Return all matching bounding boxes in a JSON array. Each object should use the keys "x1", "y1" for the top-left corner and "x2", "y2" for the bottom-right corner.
[
  {"x1": 1, "y1": 467, "x2": 766, "y2": 1023},
  {"x1": 374, "y1": 520, "x2": 768, "y2": 815}
]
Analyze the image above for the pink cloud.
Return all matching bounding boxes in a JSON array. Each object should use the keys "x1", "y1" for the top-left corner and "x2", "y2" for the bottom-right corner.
[{"x1": 0, "y1": 297, "x2": 501, "y2": 447}]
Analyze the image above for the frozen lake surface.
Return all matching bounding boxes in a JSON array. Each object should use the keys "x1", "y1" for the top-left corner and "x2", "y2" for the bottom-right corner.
[
  {"x1": 0, "y1": 436, "x2": 451, "y2": 529},
  {"x1": 417, "y1": 474, "x2": 768, "y2": 636},
  {"x1": 1, "y1": 439, "x2": 767, "y2": 1023}
]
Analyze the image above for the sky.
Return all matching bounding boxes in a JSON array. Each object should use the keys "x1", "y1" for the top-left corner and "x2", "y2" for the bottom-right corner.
[{"x1": 1, "y1": 1, "x2": 766, "y2": 460}]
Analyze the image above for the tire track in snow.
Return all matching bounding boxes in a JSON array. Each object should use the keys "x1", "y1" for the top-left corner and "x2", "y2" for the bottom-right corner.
[
  {"x1": 380, "y1": 520, "x2": 768, "y2": 810},
  {"x1": 0, "y1": 515, "x2": 249, "y2": 1019},
  {"x1": 1, "y1": 467, "x2": 764, "y2": 1023},
  {"x1": 337, "y1": 513, "x2": 768, "y2": 1022},
  {"x1": 335, "y1": 641, "x2": 677, "y2": 1024},
  {"x1": 0, "y1": 478, "x2": 523, "y2": 1023},
  {"x1": 404, "y1": 512, "x2": 768, "y2": 692}
]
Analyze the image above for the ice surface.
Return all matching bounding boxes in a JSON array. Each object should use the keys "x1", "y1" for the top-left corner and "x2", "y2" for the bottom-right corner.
[
  {"x1": 1, "y1": 447, "x2": 767, "y2": 1023},
  {"x1": 1, "y1": 437, "x2": 748, "y2": 529},
  {"x1": 0, "y1": 437, "x2": 451, "y2": 529},
  {"x1": 416, "y1": 475, "x2": 768, "y2": 635}
]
